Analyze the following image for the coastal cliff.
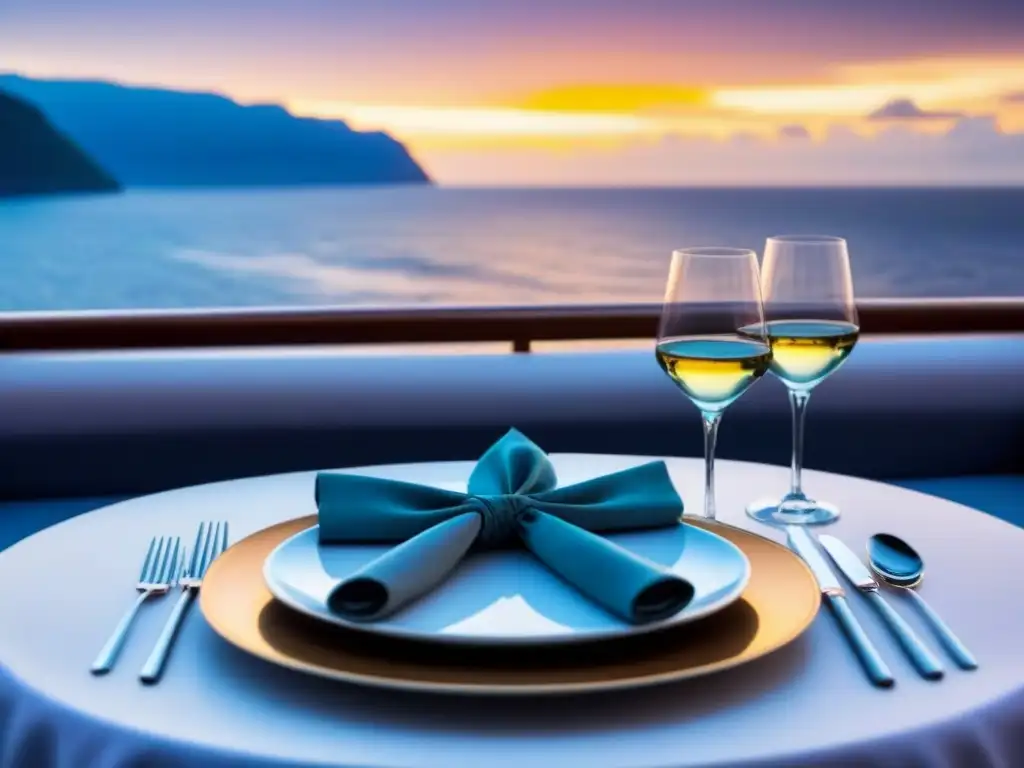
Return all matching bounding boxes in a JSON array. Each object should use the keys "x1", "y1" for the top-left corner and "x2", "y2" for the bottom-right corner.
[
  {"x1": 0, "y1": 75, "x2": 431, "y2": 188},
  {"x1": 0, "y1": 90, "x2": 120, "y2": 198}
]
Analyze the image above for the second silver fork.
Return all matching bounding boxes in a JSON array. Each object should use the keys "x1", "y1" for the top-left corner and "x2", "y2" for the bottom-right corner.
[
  {"x1": 91, "y1": 535, "x2": 183, "y2": 675},
  {"x1": 139, "y1": 521, "x2": 228, "y2": 684}
]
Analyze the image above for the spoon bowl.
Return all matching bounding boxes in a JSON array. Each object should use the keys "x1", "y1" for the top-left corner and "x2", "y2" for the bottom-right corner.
[
  {"x1": 867, "y1": 533, "x2": 924, "y2": 585},
  {"x1": 867, "y1": 533, "x2": 977, "y2": 671}
]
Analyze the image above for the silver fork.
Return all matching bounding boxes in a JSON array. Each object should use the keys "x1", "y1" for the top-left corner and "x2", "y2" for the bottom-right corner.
[
  {"x1": 91, "y1": 535, "x2": 183, "y2": 675},
  {"x1": 139, "y1": 521, "x2": 228, "y2": 684}
]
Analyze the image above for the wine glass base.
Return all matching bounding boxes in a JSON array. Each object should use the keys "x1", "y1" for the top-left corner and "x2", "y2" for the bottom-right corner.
[{"x1": 746, "y1": 497, "x2": 840, "y2": 526}]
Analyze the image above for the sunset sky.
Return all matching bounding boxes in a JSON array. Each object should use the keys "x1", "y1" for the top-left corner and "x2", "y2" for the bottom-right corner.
[{"x1": 3, "y1": 0, "x2": 1024, "y2": 184}]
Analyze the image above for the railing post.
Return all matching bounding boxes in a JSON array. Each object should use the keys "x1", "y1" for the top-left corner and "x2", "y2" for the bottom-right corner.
[{"x1": 512, "y1": 338, "x2": 531, "y2": 353}]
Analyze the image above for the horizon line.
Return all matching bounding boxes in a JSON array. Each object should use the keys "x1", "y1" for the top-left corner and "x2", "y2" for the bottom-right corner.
[{"x1": 49, "y1": 183, "x2": 1024, "y2": 193}]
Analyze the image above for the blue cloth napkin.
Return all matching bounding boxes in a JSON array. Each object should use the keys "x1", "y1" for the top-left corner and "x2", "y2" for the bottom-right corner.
[{"x1": 315, "y1": 429, "x2": 694, "y2": 624}]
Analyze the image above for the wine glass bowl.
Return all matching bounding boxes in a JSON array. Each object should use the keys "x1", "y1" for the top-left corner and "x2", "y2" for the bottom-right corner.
[
  {"x1": 656, "y1": 247, "x2": 771, "y2": 520},
  {"x1": 656, "y1": 337, "x2": 772, "y2": 413},
  {"x1": 761, "y1": 320, "x2": 858, "y2": 389},
  {"x1": 746, "y1": 235, "x2": 859, "y2": 526}
]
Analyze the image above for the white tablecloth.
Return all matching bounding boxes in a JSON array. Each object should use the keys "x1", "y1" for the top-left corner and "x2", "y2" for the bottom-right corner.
[{"x1": 1, "y1": 455, "x2": 1022, "y2": 768}]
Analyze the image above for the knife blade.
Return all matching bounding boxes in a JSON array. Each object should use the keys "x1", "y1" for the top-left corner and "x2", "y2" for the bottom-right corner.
[
  {"x1": 819, "y1": 535, "x2": 944, "y2": 681},
  {"x1": 786, "y1": 526, "x2": 894, "y2": 688}
]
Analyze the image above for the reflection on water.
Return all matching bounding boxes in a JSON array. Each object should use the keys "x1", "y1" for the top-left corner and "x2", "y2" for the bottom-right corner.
[{"x1": 1, "y1": 186, "x2": 1022, "y2": 311}]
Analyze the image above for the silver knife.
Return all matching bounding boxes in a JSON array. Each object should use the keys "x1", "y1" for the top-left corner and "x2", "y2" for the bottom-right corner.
[
  {"x1": 786, "y1": 526, "x2": 894, "y2": 688},
  {"x1": 819, "y1": 535, "x2": 944, "y2": 681}
]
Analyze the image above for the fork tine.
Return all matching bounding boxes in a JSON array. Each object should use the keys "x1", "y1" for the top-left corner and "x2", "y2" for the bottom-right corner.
[
  {"x1": 146, "y1": 537, "x2": 167, "y2": 583},
  {"x1": 193, "y1": 521, "x2": 212, "y2": 579},
  {"x1": 198, "y1": 521, "x2": 219, "y2": 577},
  {"x1": 159, "y1": 537, "x2": 181, "y2": 584},
  {"x1": 207, "y1": 522, "x2": 223, "y2": 574},
  {"x1": 173, "y1": 546, "x2": 187, "y2": 583},
  {"x1": 206, "y1": 522, "x2": 228, "y2": 575},
  {"x1": 187, "y1": 522, "x2": 206, "y2": 578},
  {"x1": 138, "y1": 536, "x2": 158, "y2": 582},
  {"x1": 171, "y1": 538, "x2": 183, "y2": 580},
  {"x1": 155, "y1": 537, "x2": 172, "y2": 583}
]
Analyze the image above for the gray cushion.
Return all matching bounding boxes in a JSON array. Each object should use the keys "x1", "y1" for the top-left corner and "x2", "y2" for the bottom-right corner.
[{"x1": 0, "y1": 335, "x2": 1021, "y2": 499}]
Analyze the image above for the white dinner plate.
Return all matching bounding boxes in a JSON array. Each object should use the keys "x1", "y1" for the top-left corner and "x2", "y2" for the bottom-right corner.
[{"x1": 263, "y1": 519, "x2": 751, "y2": 647}]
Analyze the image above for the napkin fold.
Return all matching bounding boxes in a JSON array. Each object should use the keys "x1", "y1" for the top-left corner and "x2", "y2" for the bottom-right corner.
[{"x1": 316, "y1": 429, "x2": 694, "y2": 624}]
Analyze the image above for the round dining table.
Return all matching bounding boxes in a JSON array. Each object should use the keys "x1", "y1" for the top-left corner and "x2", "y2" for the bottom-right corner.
[{"x1": 0, "y1": 454, "x2": 1022, "y2": 768}]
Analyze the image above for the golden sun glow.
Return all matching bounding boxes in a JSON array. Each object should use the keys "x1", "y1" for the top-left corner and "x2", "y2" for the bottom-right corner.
[
  {"x1": 292, "y1": 102, "x2": 653, "y2": 137},
  {"x1": 518, "y1": 84, "x2": 708, "y2": 113},
  {"x1": 280, "y1": 53, "x2": 1024, "y2": 163}
]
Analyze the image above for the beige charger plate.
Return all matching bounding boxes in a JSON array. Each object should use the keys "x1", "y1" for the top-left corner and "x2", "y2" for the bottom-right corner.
[{"x1": 200, "y1": 515, "x2": 820, "y2": 696}]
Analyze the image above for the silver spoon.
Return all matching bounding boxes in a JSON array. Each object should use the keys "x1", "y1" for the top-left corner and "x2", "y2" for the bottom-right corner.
[{"x1": 867, "y1": 533, "x2": 977, "y2": 671}]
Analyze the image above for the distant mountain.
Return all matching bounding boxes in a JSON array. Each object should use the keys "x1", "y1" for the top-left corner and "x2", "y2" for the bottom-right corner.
[
  {"x1": 0, "y1": 89, "x2": 120, "y2": 198},
  {"x1": 0, "y1": 74, "x2": 431, "y2": 188}
]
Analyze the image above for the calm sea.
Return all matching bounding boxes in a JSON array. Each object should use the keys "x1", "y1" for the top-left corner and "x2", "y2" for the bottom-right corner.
[{"x1": 0, "y1": 187, "x2": 1021, "y2": 311}]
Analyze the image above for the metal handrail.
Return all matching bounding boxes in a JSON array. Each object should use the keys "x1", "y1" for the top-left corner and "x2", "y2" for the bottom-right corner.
[{"x1": 0, "y1": 297, "x2": 1021, "y2": 352}]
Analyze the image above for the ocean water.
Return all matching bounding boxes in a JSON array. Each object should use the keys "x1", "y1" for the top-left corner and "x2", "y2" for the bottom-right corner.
[{"x1": 0, "y1": 187, "x2": 1021, "y2": 311}]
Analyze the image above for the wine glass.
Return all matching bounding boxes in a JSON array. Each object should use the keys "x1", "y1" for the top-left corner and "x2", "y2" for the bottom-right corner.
[
  {"x1": 656, "y1": 247, "x2": 771, "y2": 521},
  {"x1": 746, "y1": 235, "x2": 859, "y2": 526}
]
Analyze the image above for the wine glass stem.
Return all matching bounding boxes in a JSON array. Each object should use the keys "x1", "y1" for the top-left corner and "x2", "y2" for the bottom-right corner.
[
  {"x1": 701, "y1": 411, "x2": 722, "y2": 520},
  {"x1": 788, "y1": 389, "x2": 811, "y2": 497}
]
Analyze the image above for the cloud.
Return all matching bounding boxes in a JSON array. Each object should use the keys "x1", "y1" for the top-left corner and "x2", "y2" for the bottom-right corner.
[
  {"x1": 778, "y1": 124, "x2": 811, "y2": 140},
  {"x1": 946, "y1": 115, "x2": 1001, "y2": 140},
  {"x1": 1002, "y1": 91, "x2": 1024, "y2": 103},
  {"x1": 868, "y1": 98, "x2": 965, "y2": 121},
  {"x1": 424, "y1": 116, "x2": 1024, "y2": 185}
]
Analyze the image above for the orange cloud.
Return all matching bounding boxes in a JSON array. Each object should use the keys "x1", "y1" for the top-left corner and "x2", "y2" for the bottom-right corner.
[{"x1": 423, "y1": 117, "x2": 1024, "y2": 186}]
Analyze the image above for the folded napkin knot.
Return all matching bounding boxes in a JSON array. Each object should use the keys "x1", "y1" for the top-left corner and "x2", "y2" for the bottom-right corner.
[
  {"x1": 467, "y1": 494, "x2": 535, "y2": 549},
  {"x1": 316, "y1": 428, "x2": 694, "y2": 625}
]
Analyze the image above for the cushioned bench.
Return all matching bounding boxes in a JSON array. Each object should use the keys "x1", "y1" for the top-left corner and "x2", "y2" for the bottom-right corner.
[{"x1": 0, "y1": 334, "x2": 1020, "y2": 549}]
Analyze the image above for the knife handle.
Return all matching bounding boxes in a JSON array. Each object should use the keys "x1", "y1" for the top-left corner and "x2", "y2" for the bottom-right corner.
[
  {"x1": 826, "y1": 594, "x2": 895, "y2": 687},
  {"x1": 865, "y1": 591, "x2": 944, "y2": 680}
]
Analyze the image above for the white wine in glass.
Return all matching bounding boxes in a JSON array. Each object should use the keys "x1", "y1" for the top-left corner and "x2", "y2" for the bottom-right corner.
[
  {"x1": 745, "y1": 235, "x2": 859, "y2": 526},
  {"x1": 657, "y1": 247, "x2": 771, "y2": 521}
]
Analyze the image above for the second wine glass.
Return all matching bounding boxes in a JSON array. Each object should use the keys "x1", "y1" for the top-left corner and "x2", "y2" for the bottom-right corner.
[
  {"x1": 656, "y1": 247, "x2": 771, "y2": 521},
  {"x1": 746, "y1": 235, "x2": 859, "y2": 526}
]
